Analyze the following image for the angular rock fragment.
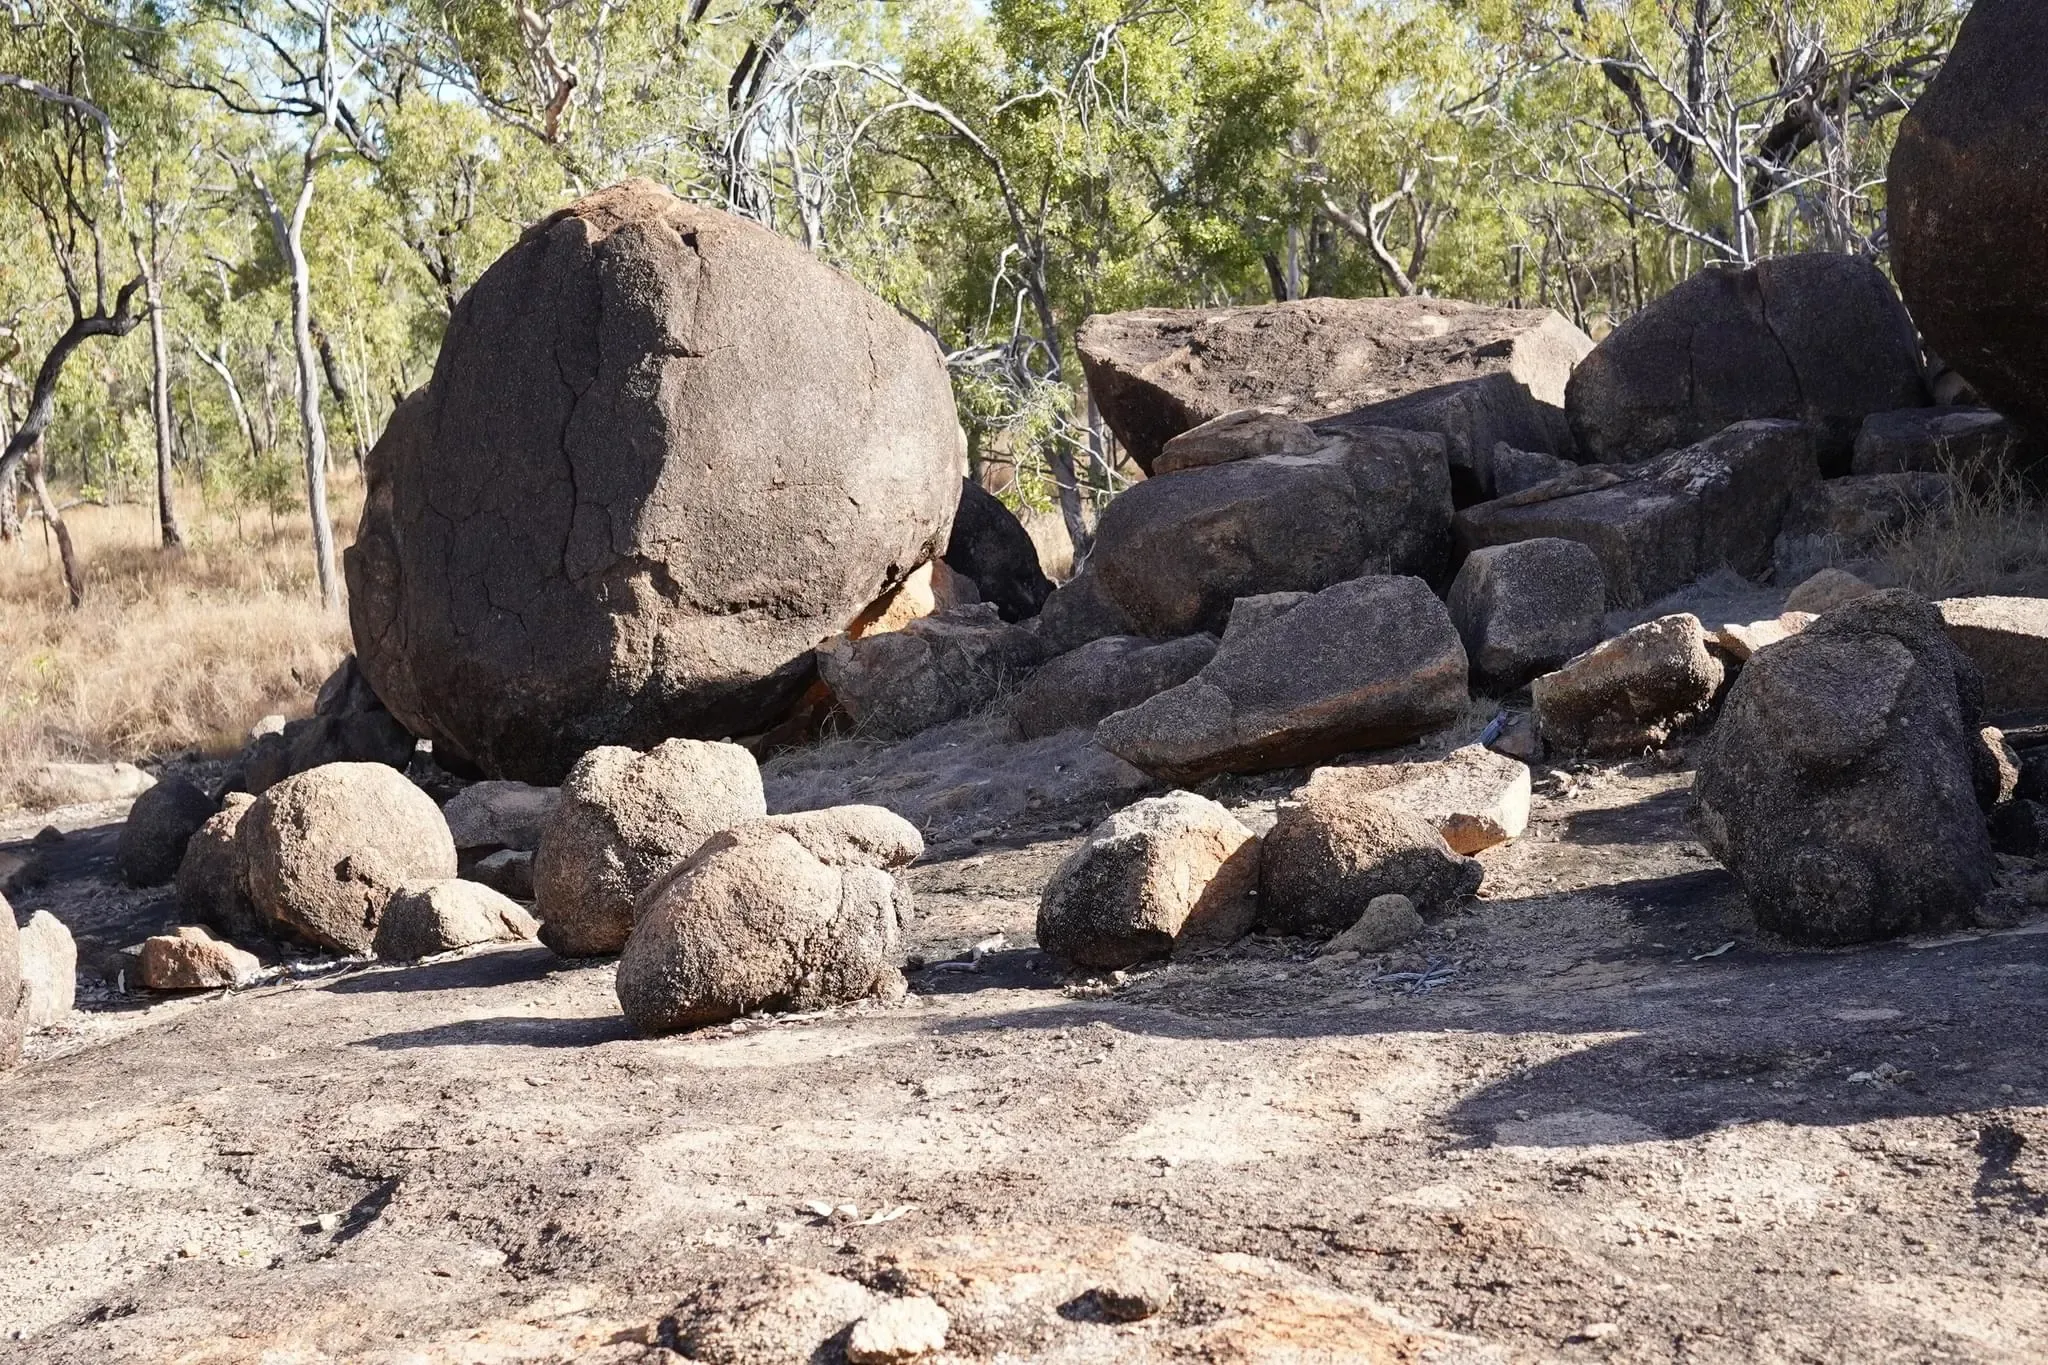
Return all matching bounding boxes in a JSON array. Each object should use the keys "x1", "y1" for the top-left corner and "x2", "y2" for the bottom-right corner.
[
  {"x1": 1770, "y1": 472, "x2": 1954, "y2": 584},
  {"x1": 1088, "y1": 427, "x2": 1454, "y2": 637},
  {"x1": 1155, "y1": 408, "x2": 1321, "y2": 474},
  {"x1": 1078, "y1": 296, "x2": 1590, "y2": 473},
  {"x1": 1321, "y1": 894, "x2": 1425, "y2": 954},
  {"x1": 346, "y1": 179, "x2": 963, "y2": 782},
  {"x1": 533, "y1": 740, "x2": 766, "y2": 959},
  {"x1": 1037, "y1": 791, "x2": 1260, "y2": 969},
  {"x1": 1491, "y1": 444, "x2": 1574, "y2": 497},
  {"x1": 1031, "y1": 567, "x2": 1138, "y2": 655},
  {"x1": 1456, "y1": 421, "x2": 1821, "y2": 608},
  {"x1": 442, "y1": 781, "x2": 559, "y2": 855},
  {"x1": 1938, "y1": 596, "x2": 2048, "y2": 715},
  {"x1": 1013, "y1": 634, "x2": 1218, "y2": 740},
  {"x1": 942, "y1": 479, "x2": 1054, "y2": 622},
  {"x1": 1447, "y1": 538, "x2": 1607, "y2": 692},
  {"x1": 242, "y1": 763, "x2": 458, "y2": 955},
  {"x1": 1977, "y1": 726, "x2": 2023, "y2": 810},
  {"x1": 117, "y1": 776, "x2": 219, "y2": 888},
  {"x1": 1315, "y1": 372, "x2": 1574, "y2": 504},
  {"x1": 235, "y1": 709, "x2": 416, "y2": 798},
  {"x1": 1097, "y1": 576, "x2": 1469, "y2": 783},
  {"x1": 16, "y1": 910, "x2": 75, "y2": 1028},
  {"x1": 1784, "y1": 567, "x2": 1876, "y2": 616},
  {"x1": 375, "y1": 880, "x2": 538, "y2": 961},
  {"x1": 465, "y1": 849, "x2": 535, "y2": 902},
  {"x1": 1565, "y1": 254, "x2": 1926, "y2": 467},
  {"x1": 819, "y1": 604, "x2": 1047, "y2": 740},
  {"x1": 1707, "y1": 612, "x2": 1814, "y2": 663},
  {"x1": 1259, "y1": 784, "x2": 1482, "y2": 939},
  {"x1": 1532, "y1": 615, "x2": 1725, "y2": 757},
  {"x1": 1990, "y1": 800, "x2": 2048, "y2": 859},
  {"x1": 139, "y1": 926, "x2": 262, "y2": 990},
  {"x1": 1692, "y1": 590, "x2": 1996, "y2": 944},
  {"x1": 1314, "y1": 746, "x2": 1531, "y2": 855},
  {"x1": 615, "y1": 809, "x2": 918, "y2": 1034}
]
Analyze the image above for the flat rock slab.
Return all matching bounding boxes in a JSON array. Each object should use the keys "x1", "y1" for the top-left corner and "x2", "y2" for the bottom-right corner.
[
  {"x1": 1078, "y1": 296, "x2": 1590, "y2": 472},
  {"x1": 1309, "y1": 746, "x2": 1532, "y2": 854},
  {"x1": 1940, "y1": 595, "x2": 2048, "y2": 715}
]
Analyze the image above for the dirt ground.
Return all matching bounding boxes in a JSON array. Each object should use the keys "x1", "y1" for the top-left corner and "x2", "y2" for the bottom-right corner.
[{"x1": 5, "y1": 750, "x2": 2048, "y2": 1364}]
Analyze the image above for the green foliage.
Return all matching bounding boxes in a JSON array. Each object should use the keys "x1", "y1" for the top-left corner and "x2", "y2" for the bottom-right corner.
[{"x1": 0, "y1": 0, "x2": 1966, "y2": 515}]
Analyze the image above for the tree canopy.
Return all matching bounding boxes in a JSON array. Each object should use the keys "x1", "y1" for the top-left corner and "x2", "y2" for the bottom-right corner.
[{"x1": 0, "y1": 0, "x2": 1970, "y2": 561}]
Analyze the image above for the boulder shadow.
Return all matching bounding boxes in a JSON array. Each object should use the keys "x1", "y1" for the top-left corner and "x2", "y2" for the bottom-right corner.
[
  {"x1": 354, "y1": 1012, "x2": 633, "y2": 1050},
  {"x1": 326, "y1": 944, "x2": 572, "y2": 994}
]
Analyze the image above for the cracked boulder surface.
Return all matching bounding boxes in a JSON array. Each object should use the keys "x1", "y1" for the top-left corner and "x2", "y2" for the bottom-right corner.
[
  {"x1": 1076, "y1": 296, "x2": 1592, "y2": 474},
  {"x1": 1890, "y1": 0, "x2": 2048, "y2": 444},
  {"x1": 344, "y1": 179, "x2": 963, "y2": 783},
  {"x1": 1564, "y1": 253, "x2": 1928, "y2": 470}
]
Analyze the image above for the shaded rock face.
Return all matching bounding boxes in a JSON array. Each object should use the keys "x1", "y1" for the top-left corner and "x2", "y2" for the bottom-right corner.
[
  {"x1": 1097, "y1": 575, "x2": 1469, "y2": 784},
  {"x1": 818, "y1": 605, "x2": 1047, "y2": 740},
  {"x1": 1770, "y1": 472, "x2": 1954, "y2": 584},
  {"x1": 1565, "y1": 254, "x2": 1927, "y2": 468},
  {"x1": 1447, "y1": 538, "x2": 1607, "y2": 693},
  {"x1": 1312, "y1": 372, "x2": 1574, "y2": 504},
  {"x1": 1889, "y1": 0, "x2": 2048, "y2": 441},
  {"x1": 1532, "y1": 614, "x2": 1725, "y2": 758},
  {"x1": 1456, "y1": 421, "x2": 1821, "y2": 608},
  {"x1": 235, "y1": 710, "x2": 416, "y2": 798},
  {"x1": 1036, "y1": 791, "x2": 1260, "y2": 969},
  {"x1": 1078, "y1": 296, "x2": 1591, "y2": 473},
  {"x1": 374, "y1": 880, "x2": 538, "y2": 961},
  {"x1": 615, "y1": 809, "x2": 917, "y2": 1034},
  {"x1": 942, "y1": 479, "x2": 1053, "y2": 623},
  {"x1": 176, "y1": 793, "x2": 261, "y2": 943},
  {"x1": 241, "y1": 764, "x2": 459, "y2": 955},
  {"x1": 1012, "y1": 634, "x2": 1218, "y2": 741},
  {"x1": 1852, "y1": 407, "x2": 2031, "y2": 481},
  {"x1": 117, "y1": 777, "x2": 219, "y2": 888},
  {"x1": 1692, "y1": 591, "x2": 1995, "y2": 945},
  {"x1": 1939, "y1": 596, "x2": 2048, "y2": 716},
  {"x1": 442, "y1": 781, "x2": 559, "y2": 855},
  {"x1": 1258, "y1": 784, "x2": 1483, "y2": 939},
  {"x1": 0, "y1": 891, "x2": 22, "y2": 1069},
  {"x1": 533, "y1": 739, "x2": 766, "y2": 959},
  {"x1": 1088, "y1": 428, "x2": 1453, "y2": 638},
  {"x1": 1032, "y1": 568, "x2": 1137, "y2": 655},
  {"x1": 346, "y1": 179, "x2": 963, "y2": 783}
]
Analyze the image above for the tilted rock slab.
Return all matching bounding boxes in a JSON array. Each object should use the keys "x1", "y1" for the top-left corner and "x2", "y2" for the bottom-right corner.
[
  {"x1": 1565, "y1": 253, "x2": 1926, "y2": 468},
  {"x1": 346, "y1": 179, "x2": 963, "y2": 783},
  {"x1": 1037, "y1": 791, "x2": 1260, "y2": 970},
  {"x1": 1889, "y1": 0, "x2": 2048, "y2": 442},
  {"x1": 1096, "y1": 575, "x2": 1470, "y2": 784},
  {"x1": 1312, "y1": 746, "x2": 1531, "y2": 855},
  {"x1": 1532, "y1": 614, "x2": 1725, "y2": 758},
  {"x1": 1088, "y1": 428, "x2": 1454, "y2": 638},
  {"x1": 616, "y1": 807, "x2": 921, "y2": 1034},
  {"x1": 138, "y1": 926, "x2": 262, "y2": 990},
  {"x1": 1770, "y1": 472, "x2": 1954, "y2": 584},
  {"x1": 1692, "y1": 591, "x2": 1995, "y2": 944},
  {"x1": 241, "y1": 763, "x2": 458, "y2": 955},
  {"x1": 1078, "y1": 296, "x2": 1590, "y2": 473},
  {"x1": 1939, "y1": 596, "x2": 2048, "y2": 716},
  {"x1": 1853, "y1": 407, "x2": 2031, "y2": 481},
  {"x1": 1455, "y1": 420, "x2": 1821, "y2": 609},
  {"x1": 534, "y1": 739, "x2": 765, "y2": 959},
  {"x1": 1012, "y1": 634, "x2": 1218, "y2": 740},
  {"x1": 1447, "y1": 536, "x2": 1607, "y2": 693}
]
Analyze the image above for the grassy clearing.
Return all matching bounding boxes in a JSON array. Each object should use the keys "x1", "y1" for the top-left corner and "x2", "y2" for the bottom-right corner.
[
  {"x1": 0, "y1": 479, "x2": 358, "y2": 812},
  {"x1": 1879, "y1": 461, "x2": 2048, "y2": 600}
]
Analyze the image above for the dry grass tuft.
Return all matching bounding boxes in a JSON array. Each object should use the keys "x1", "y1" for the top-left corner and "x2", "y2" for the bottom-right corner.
[
  {"x1": 1878, "y1": 460, "x2": 2048, "y2": 601},
  {"x1": 1, "y1": 479, "x2": 359, "y2": 811}
]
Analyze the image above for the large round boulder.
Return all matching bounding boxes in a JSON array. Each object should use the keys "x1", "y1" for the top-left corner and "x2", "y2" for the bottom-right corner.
[
  {"x1": 241, "y1": 764, "x2": 459, "y2": 954},
  {"x1": 1889, "y1": 0, "x2": 2048, "y2": 442},
  {"x1": 1692, "y1": 591, "x2": 1996, "y2": 945},
  {"x1": 345, "y1": 179, "x2": 963, "y2": 782},
  {"x1": 1564, "y1": 255, "x2": 1926, "y2": 469},
  {"x1": 117, "y1": 776, "x2": 219, "y2": 888}
]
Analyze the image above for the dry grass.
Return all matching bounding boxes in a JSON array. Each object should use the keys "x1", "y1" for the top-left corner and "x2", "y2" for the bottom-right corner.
[
  {"x1": 1878, "y1": 461, "x2": 2048, "y2": 600},
  {"x1": 1, "y1": 478, "x2": 360, "y2": 811}
]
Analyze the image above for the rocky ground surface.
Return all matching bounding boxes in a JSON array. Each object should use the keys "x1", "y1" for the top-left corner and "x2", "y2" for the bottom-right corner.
[{"x1": 5, "y1": 757, "x2": 2048, "y2": 1364}]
